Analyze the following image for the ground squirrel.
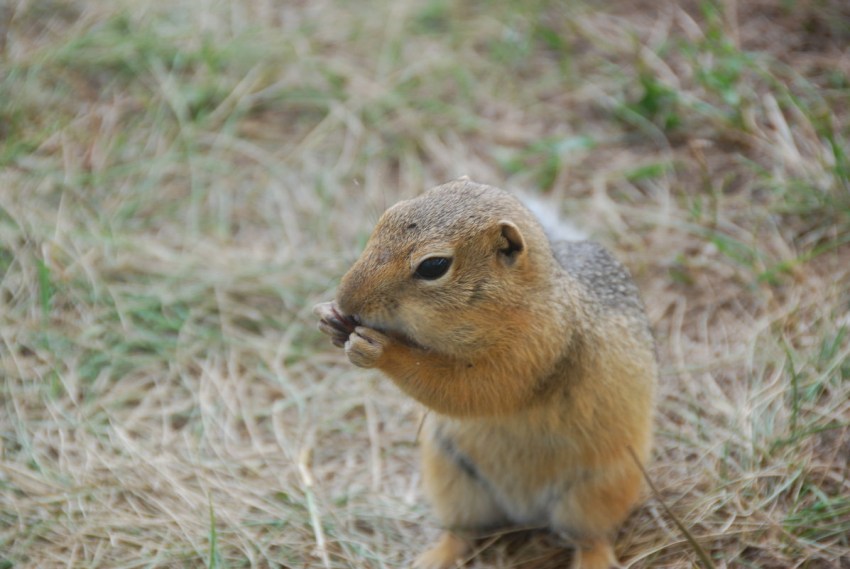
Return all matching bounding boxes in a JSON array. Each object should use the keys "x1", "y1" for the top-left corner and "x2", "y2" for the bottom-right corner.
[{"x1": 314, "y1": 179, "x2": 657, "y2": 569}]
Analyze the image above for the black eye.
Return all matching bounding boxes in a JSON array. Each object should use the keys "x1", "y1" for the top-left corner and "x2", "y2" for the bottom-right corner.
[{"x1": 414, "y1": 257, "x2": 452, "y2": 280}]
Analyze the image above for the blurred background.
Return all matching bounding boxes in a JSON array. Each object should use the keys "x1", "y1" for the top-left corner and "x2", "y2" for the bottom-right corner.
[{"x1": 1, "y1": 0, "x2": 848, "y2": 567}]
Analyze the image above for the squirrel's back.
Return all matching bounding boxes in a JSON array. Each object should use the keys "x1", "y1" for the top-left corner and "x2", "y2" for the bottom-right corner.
[{"x1": 552, "y1": 239, "x2": 653, "y2": 340}]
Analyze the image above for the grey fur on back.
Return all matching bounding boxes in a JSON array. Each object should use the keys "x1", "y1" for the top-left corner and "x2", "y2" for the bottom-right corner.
[
  {"x1": 551, "y1": 240, "x2": 647, "y2": 320},
  {"x1": 515, "y1": 187, "x2": 647, "y2": 325}
]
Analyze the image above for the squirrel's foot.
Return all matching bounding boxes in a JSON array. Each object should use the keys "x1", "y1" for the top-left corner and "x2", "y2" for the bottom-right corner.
[
  {"x1": 413, "y1": 532, "x2": 470, "y2": 569},
  {"x1": 570, "y1": 539, "x2": 620, "y2": 569},
  {"x1": 345, "y1": 326, "x2": 389, "y2": 368}
]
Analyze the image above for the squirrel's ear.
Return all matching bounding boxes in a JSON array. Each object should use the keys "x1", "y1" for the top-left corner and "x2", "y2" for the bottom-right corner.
[{"x1": 496, "y1": 220, "x2": 525, "y2": 265}]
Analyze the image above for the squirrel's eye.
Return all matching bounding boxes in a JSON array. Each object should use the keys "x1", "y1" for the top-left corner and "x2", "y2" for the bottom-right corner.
[{"x1": 414, "y1": 257, "x2": 452, "y2": 280}]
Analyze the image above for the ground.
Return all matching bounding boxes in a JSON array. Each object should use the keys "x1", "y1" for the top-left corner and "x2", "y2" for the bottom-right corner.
[{"x1": 1, "y1": 0, "x2": 848, "y2": 567}]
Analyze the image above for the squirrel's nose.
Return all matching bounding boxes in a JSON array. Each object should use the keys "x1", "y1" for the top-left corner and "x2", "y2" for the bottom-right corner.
[
  {"x1": 336, "y1": 246, "x2": 391, "y2": 318},
  {"x1": 335, "y1": 269, "x2": 363, "y2": 318}
]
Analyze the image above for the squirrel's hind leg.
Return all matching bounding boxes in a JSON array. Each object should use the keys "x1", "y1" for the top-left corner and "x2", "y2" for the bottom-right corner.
[
  {"x1": 415, "y1": 433, "x2": 507, "y2": 568},
  {"x1": 550, "y1": 462, "x2": 641, "y2": 569}
]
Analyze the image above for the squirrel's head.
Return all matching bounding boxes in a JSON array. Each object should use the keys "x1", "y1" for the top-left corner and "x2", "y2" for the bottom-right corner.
[{"x1": 336, "y1": 179, "x2": 556, "y2": 357}]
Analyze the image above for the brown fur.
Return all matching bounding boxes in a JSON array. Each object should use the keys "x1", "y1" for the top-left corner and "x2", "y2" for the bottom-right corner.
[{"x1": 314, "y1": 179, "x2": 657, "y2": 569}]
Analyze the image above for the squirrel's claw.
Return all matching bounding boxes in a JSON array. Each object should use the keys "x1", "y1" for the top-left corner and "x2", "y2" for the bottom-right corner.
[{"x1": 317, "y1": 318, "x2": 349, "y2": 345}]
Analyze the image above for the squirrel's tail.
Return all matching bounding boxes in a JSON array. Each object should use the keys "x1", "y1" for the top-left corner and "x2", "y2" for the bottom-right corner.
[{"x1": 516, "y1": 191, "x2": 587, "y2": 243}]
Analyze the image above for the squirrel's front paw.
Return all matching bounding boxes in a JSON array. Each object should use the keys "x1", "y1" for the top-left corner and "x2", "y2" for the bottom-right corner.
[
  {"x1": 313, "y1": 301, "x2": 358, "y2": 348},
  {"x1": 345, "y1": 326, "x2": 389, "y2": 368}
]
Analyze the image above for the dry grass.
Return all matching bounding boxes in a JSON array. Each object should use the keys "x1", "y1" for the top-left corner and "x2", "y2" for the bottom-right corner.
[{"x1": 1, "y1": 0, "x2": 848, "y2": 567}]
